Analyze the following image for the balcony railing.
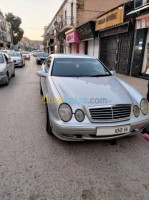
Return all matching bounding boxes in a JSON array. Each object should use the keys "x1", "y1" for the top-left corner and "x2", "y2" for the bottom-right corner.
[{"x1": 57, "y1": 17, "x2": 74, "y2": 32}]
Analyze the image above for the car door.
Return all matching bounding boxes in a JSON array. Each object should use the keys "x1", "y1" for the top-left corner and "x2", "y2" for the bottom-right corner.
[
  {"x1": 41, "y1": 57, "x2": 52, "y2": 96},
  {"x1": 20, "y1": 53, "x2": 24, "y2": 65},
  {"x1": 6, "y1": 54, "x2": 14, "y2": 76},
  {"x1": 4, "y1": 54, "x2": 12, "y2": 77}
]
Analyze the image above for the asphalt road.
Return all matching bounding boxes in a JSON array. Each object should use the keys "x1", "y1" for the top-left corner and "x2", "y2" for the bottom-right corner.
[{"x1": 0, "y1": 57, "x2": 149, "y2": 200}]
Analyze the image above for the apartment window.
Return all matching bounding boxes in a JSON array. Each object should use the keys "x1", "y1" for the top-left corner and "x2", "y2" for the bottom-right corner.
[
  {"x1": 71, "y1": 2, "x2": 73, "y2": 25},
  {"x1": 65, "y1": 10, "x2": 67, "y2": 25}
]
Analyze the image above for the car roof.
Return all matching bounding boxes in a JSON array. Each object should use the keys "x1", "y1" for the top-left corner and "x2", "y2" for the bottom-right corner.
[{"x1": 51, "y1": 54, "x2": 95, "y2": 59}]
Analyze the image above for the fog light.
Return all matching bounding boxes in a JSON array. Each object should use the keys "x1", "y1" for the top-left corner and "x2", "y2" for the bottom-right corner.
[
  {"x1": 133, "y1": 105, "x2": 140, "y2": 117},
  {"x1": 75, "y1": 109, "x2": 85, "y2": 122}
]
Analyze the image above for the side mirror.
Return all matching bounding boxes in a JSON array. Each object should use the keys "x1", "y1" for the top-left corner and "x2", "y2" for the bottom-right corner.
[
  {"x1": 36, "y1": 71, "x2": 47, "y2": 78},
  {"x1": 7, "y1": 60, "x2": 12, "y2": 64},
  {"x1": 110, "y1": 70, "x2": 116, "y2": 75}
]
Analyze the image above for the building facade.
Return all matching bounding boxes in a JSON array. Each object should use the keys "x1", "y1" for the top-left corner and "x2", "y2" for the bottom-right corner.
[
  {"x1": 43, "y1": 0, "x2": 129, "y2": 55},
  {"x1": 0, "y1": 11, "x2": 13, "y2": 49},
  {"x1": 95, "y1": 2, "x2": 135, "y2": 75},
  {"x1": 130, "y1": 0, "x2": 149, "y2": 79}
]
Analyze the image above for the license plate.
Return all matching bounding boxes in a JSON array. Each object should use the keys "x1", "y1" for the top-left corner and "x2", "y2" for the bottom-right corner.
[{"x1": 97, "y1": 125, "x2": 130, "y2": 136}]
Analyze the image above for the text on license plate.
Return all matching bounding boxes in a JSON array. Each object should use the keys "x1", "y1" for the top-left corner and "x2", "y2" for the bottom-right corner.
[{"x1": 97, "y1": 125, "x2": 130, "y2": 136}]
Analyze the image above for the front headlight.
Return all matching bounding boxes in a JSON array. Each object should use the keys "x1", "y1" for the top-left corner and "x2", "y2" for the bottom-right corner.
[
  {"x1": 0, "y1": 71, "x2": 3, "y2": 75},
  {"x1": 58, "y1": 103, "x2": 72, "y2": 122},
  {"x1": 75, "y1": 109, "x2": 85, "y2": 122},
  {"x1": 133, "y1": 105, "x2": 140, "y2": 117},
  {"x1": 140, "y1": 99, "x2": 148, "y2": 115},
  {"x1": 37, "y1": 57, "x2": 41, "y2": 60}
]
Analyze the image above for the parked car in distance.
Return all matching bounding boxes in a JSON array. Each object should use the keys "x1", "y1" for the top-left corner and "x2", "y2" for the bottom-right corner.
[
  {"x1": 22, "y1": 52, "x2": 30, "y2": 60},
  {"x1": 0, "y1": 50, "x2": 10, "y2": 54},
  {"x1": 33, "y1": 50, "x2": 42, "y2": 57},
  {"x1": 37, "y1": 54, "x2": 149, "y2": 141},
  {"x1": 8, "y1": 51, "x2": 25, "y2": 67},
  {"x1": 36, "y1": 52, "x2": 49, "y2": 65},
  {"x1": 0, "y1": 53, "x2": 15, "y2": 86}
]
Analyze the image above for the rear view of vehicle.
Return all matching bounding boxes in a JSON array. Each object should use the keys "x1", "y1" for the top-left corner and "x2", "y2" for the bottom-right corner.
[
  {"x1": 8, "y1": 52, "x2": 25, "y2": 67},
  {"x1": 22, "y1": 52, "x2": 30, "y2": 60},
  {"x1": 36, "y1": 52, "x2": 48, "y2": 65}
]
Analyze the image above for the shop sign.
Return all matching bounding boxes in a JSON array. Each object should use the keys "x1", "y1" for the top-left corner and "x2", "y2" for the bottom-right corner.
[
  {"x1": 134, "y1": 0, "x2": 149, "y2": 9},
  {"x1": 95, "y1": 6, "x2": 124, "y2": 31},
  {"x1": 100, "y1": 23, "x2": 129, "y2": 37},
  {"x1": 76, "y1": 22, "x2": 95, "y2": 41},
  {"x1": 136, "y1": 15, "x2": 149, "y2": 29},
  {"x1": 66, "y1": 31, "x2": 80, "y2": 44}
]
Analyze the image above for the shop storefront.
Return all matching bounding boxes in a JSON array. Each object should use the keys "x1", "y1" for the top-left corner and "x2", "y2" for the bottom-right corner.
[
  {"x1": 65, "y1": 30, "x2": 80, "y2": 54},
  {"x1": 131, "y1": 14, "x2": 149, "y2": 79},
  {"x1": 96, "y1": 5, "x2": 134, "y2": 75},
  {"x1": 76, "y1": 22, "x2": 97, "y2": 56}
]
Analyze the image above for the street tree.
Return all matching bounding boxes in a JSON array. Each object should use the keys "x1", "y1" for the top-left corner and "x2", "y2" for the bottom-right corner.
[{"x1": 5, "y1": 13, "x2": 24, "y2": 45}]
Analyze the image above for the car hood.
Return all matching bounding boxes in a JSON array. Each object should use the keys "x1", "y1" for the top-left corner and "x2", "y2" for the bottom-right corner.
[
  {"x1": 0, "y1": 63, "x2": 6, "y2": 72},
  {"x1": 38, "y1": 57, "x2": 47, "y2": 59},
  {"x1": 11, "y1": 57, "x2": 21, "y2": 60},
  {"x1": 52, "y1": 76, "x2": 133, "y2": 106}
]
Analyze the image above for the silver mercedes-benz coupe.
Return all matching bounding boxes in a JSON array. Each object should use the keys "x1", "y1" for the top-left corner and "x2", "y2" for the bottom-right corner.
[{"x1": 37, "y1": 54, "x2": 149, "y2": 141}]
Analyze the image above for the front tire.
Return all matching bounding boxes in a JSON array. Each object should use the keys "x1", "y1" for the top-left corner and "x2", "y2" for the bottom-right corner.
[
  {"x1": 40, "y1": 83, "x2": 43, "y2": 95},
  {"x1": 5, "y1": 73, "x2": 9, "y2": 86},
  {"x1": 46, "y1": 106, "x2": 53, "y2": 135}
]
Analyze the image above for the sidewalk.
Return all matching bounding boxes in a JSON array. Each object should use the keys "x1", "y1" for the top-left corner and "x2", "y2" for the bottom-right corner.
[{"x1": 116, "y1": 74, "x2": 148, "y2": 97}]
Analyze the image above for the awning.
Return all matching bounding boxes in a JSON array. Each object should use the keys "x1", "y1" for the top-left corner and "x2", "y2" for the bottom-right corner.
[{"x1": 127, "y1": 5, "x2": 149, "y2": 15}]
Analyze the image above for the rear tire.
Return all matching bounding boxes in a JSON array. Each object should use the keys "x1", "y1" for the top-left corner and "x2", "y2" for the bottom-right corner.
[
  {"x1": 12, "y1": 68, "x2": 15, "y2": 77},
  {"x1": 46, "y1": 106, "x2": 53, "y2": 135},
  {"x1": 40, "y1": 83, "x2": 43, "y2": 95},
  {"x1": 5, "y1": 73, "x2": 9, "y2": 86}
]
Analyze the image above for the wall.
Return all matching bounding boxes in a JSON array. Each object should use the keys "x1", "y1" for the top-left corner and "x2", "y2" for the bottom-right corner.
[
  {"x1": 88, "y1": 40, "x2": 94, "y2": 57},
  {"x1": 76, "y1": 0, "x2": 131, "y2": 27},
  {"x1": 94, "y1": 36, "x2": 99, "y2": 59},
  {"x1": 63, "y1": 0, "x2": 77, "y2": 25}
]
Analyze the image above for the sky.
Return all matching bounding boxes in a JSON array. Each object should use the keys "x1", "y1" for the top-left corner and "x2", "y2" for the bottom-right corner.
[{"x1": 0, "y1": 0, "x2": 64, "y2": 40}]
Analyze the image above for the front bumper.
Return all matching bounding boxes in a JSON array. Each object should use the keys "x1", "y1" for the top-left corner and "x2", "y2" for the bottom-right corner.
[
  {"x1": 14, "y1": 62, "x2": 23, "y2": 67},
  {"x1": 0, "y1": 74, "x2": 7, "y2": 85},
  {"x1": 51, "y1": 118, "x2": 149, "y2": 141}
]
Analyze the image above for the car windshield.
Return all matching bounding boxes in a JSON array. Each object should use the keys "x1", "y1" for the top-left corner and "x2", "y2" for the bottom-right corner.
[
  {"x1": 37, "y1": 53, "x2": 48, "y2": 57},
  {"x1": 52, "y1": 58, "x2": 111, "y2": 77},
  {"x1": 22, "y1": 52, "x2": 29, "y2": 55},
  {"x1": 0, "y1": 54, "x2": 4, "y2": 63},
  {"x1": 8, "y1": 52, "x2": 21, "y2": 57},
  {"x1": 0, "y1": 50, "x2": 7, "y2": 53}
]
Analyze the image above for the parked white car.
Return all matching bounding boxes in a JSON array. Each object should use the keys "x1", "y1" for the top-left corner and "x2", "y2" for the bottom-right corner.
[
  {"x1": 8, "y1": 51, "x2": 25, "y2": 67},
  {"x1": 0, "y1": 53, "x2": 15, "y2": 86}
]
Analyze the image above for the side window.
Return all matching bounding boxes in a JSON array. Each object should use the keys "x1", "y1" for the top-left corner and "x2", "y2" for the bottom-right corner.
[
  {"x1": 0, "y1": 54, "x2": 4, "y2": 63},
  {"x1": 45, "y1": 57, "x2": 52, "y2": 73}
]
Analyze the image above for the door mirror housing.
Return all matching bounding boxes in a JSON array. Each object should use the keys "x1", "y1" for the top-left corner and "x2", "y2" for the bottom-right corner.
[
  {"x1": 110, "y1": 70, "x2": 116, "y2": 75},
  {"x1": 36, "y1": 71, "x2": 47, "y2": 78},
  {"x1": 7, "y1": 60, "x2": 12, "y2": 64}
]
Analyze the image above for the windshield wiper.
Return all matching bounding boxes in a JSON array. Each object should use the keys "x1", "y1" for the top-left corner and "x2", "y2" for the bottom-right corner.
[{"x1": 91, "y1": 74, "x2": 111, "y2": 77}]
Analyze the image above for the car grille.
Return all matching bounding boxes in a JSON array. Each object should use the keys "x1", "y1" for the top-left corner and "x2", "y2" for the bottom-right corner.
[{"x1": 89, "y1": 105, "x2": 131, "y2": 122}]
